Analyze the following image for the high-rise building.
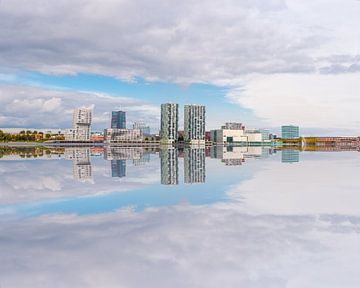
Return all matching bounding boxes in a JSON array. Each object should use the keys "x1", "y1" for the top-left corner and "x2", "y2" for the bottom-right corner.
[
  {"x1": 184, "y1": 104, "x2": 206, "y2": 145},
  {"x1": 160, "y1": 103, "x2": 178, "y2": 143},
  {"x1": 160, "y1": 147, "x2": 179, "y2": 185},
  {"x1": 184, "y1": 147, "x2": 206, "y2": 184},
  {"x1": 281, "y1": 125, "x2": 300, "y2": 139},
  {"x1": 65, "y1": 108, "x2": 92, "y2": 141},
  {"x1": 111, "y1": 111, "x2": 126, "y2": 129}
]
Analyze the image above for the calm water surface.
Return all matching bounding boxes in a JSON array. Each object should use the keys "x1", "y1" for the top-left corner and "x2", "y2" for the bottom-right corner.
[{"x1": 0, "y1": 146, "x2": 359, "y2": 287}]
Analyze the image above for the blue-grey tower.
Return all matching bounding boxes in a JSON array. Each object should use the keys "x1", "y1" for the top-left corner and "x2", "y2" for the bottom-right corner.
[{"x1": 111, "y1": 111, "x2": 126, "y2": 129}]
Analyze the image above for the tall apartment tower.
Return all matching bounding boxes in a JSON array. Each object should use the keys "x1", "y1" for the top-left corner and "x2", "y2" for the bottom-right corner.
[
  {"x1": 65, "y1": 108, "x2": 92, "y2": 141},
  {"x1": 73, "y1": 108, "x2": 92, "y2": 141},
  {"x1": 184, "y1": 104, "x2": 206, "y2": 145},
  {"x1": 160, "y1": 103, "x2": 179, "y2": 143},
  {"x1": 111, "y1": 111, "x2": 126, "y2": 129}
]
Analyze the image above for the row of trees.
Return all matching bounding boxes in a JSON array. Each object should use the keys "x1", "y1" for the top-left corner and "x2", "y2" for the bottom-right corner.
[{"x1": 0, "y1": 130, "x2": 63, "y2": 142}]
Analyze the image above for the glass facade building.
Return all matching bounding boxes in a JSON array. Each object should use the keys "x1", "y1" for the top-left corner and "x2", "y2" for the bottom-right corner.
[
  {"x1": 111, "y1": 111, "x2": 126, "y2": 129},
  {"x1": 281, "y1": 125, "x2": 299, "y2": 139}
]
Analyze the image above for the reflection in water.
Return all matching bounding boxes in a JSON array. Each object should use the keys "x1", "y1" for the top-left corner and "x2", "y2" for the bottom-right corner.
[
  {"x1": 210, "y1": 146, "x2": 265, "y2": 165},
  {"x1": 184, "y1": 147, "x2": 206, "y2": 184},
  {"x1": 111, "y1": 160, "x2": 126, "y2": 177},
  {"x1": 64, "y1": 147, "x2": 92, "y2": 181},
  {"x1": 160, "y1": 147, "x2": 178, "y2": 185},
  {"x1": 281, "y1": 149, "x2": 300, "y2": 163},
  {"x1": 1, "y1": 145, "x2": 360, "y2": 287}
]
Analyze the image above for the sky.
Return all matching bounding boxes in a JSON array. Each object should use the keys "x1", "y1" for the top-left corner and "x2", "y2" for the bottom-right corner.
[{"x1": 0, "y1": 0, "x2": 360, "y2": 135}]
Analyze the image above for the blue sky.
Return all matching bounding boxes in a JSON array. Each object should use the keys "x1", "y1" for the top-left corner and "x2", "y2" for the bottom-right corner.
[{"x1": 0, "y1": 70, "x2": 263, "y2": 131}]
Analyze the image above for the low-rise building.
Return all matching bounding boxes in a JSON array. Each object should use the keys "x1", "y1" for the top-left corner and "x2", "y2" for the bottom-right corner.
[
  {"x1": 244, "y1": 130, "x2": 263, "y2": 143},
  {"x1": 210, "y1": 128, "x2": 248, "y2": 144},
  {"x1": 210, "y1": 124, "x2": 264, "y2": 144},
  {"x1": 104, "y1": 128, "x2": 143, "y2": 144}
]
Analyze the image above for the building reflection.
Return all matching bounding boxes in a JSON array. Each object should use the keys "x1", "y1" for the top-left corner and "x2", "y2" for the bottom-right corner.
[
  {"x1": 27, "y1": 145, "x2": 282, "y2": 184},
  {"x1": 111, "y1": 160, "x2": 126, "y2": 177},
  {"x1": 281, "y1": 149, "x2": 300, "y2": 163},
  {"x1": 160, "y1": 147, "x2": 179, "y2": 185},
  {"x1": 184, "y1": 147, "x2": 206, "y2": 184},
  {"x1": 64, "y1": 147, "x2": 92, "y2": 181},
  {"x1": 210, "y1": 146, "x2": 267, "y2": 166}
]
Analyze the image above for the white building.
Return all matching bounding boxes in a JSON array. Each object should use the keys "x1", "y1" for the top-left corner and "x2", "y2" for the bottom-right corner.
[
  {"x1": 65, "y1": 108, "x2": 92, "y2": 141},
  {"x1": 184, "y1": 104, "x2": 206, "y2": 145},
  {"x1": 160, "y1": 103, "x2": 178, "y2": 143},
  {"x1": 104, "y1": 128, "x2": 143, "y2": 144},
  {"x1": 210, "y1": 128, "x2": 248, "y2": 144},
  {"x1": 210, "y1": 126, "x2": 263, "y2": 144},
  {"x1": 244, "y1": 130, "x2": 263, "y2": 143}
]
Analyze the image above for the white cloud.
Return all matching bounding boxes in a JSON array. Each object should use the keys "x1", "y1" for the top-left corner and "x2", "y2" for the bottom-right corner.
[
  {"x1": 227, "y1": 73, "x2": 360, "y2": 133},
  {"x1": 0, "y1": 0, "x2": 358, "y2": 82}
]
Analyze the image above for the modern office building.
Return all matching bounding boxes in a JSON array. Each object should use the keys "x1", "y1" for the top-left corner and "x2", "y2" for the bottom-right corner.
[
  {"x1": 65, "y1": 108, "x2": 92, "y2": 141},
  {"x1": 281, "y1": 125, "x2": 300, "y2": 139},
  {"x1": 111, "y1": 111, "x2": 126, "y2": 129},
  {"x1": 160, "y1": 103, "x2": 179, "y2": 143},
  {"x1": 184, "y1": 147, "x2": 206, "y2": 184},
  {"x1": 160, "y1": 147, "x2": 179, "y2": 185},
  {"x1": 111, "y1": 160, "x2": 126, "y2": 177},
  {"x1": 133, "y1": 121, "x2": 151, "y2": 136},
  {"x1": 104, "y1": 128, "x2": 143, "y2": 143},
  {"x1": 184, "y1": 104, "x2": 206, "y2": 145},
  {"x1": 281, "y1": 149, "x2": 300, "y2": 163}
]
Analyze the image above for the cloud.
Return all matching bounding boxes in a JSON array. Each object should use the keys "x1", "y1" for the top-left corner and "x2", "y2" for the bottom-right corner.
[
  {"x1": 0, "y1": 84, "x2": 160, "y2": 130},
  {"x1": 0, "y1": 0, "x2": 333, "y2": 84},
  {"x1": 226, "y1": 73, "x2": 360, "y2": 133}
]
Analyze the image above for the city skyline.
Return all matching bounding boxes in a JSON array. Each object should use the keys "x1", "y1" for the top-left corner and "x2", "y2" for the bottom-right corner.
[{"x1": 0, "y1": 1, "x2": 360, "y2": 136}]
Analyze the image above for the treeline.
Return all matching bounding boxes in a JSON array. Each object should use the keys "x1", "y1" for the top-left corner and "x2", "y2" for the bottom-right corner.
[{"x1": 0, "y1": 130, "x2": 64, "y2": 142}]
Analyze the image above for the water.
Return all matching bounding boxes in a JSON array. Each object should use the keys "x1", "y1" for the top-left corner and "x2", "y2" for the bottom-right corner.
[{"x1": 0, "y1": 146, "x2": 360, "y2": 287}]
